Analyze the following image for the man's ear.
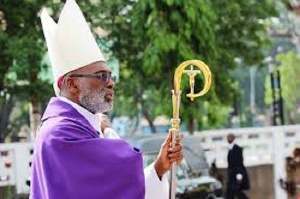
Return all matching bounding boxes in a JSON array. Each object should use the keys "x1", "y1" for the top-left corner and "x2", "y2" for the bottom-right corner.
[{"x1": 64, "y1": 77, "x2": 79, "y2": 95}]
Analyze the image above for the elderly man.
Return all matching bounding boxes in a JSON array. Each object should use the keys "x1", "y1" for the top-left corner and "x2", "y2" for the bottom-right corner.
[{"x1": 30, "y1": 0, "x2": 183, "y2": 199}]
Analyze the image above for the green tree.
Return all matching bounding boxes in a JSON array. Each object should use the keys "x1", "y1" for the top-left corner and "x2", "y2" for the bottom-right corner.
[
  {"x1": 0, "y1": 0, "x2": 118, "y2": 142},
  {"x1": 0, "y1": 0, "x2": 58, "y2": 142},
  {"x1": 98, "y1": 0, "x2": 277, "y2": 133},
  {"x1": 265, "y1": 51, "x2": 300, "y2": 123}
]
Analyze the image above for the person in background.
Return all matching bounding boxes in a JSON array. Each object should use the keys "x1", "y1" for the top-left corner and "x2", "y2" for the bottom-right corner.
[
  {"x1": 293, "y1": 148, "x2": 300, "y2": 165},
  {"x1": 226, "y1": 133, "x2": 250, "y2": 199},
  {"x1": 280, "y1": 147, "x2": 300, "y2": 199},
  {"x1": 30, "y1": 0, "x2": 183, "y2": 199}
]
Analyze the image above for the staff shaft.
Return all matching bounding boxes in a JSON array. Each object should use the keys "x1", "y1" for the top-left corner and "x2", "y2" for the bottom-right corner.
[{"x1": 169, "y1": 91, "x2": 181, "y2": 199}]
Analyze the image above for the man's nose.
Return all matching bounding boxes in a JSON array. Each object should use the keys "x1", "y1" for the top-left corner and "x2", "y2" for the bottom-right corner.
[{"x1": 106, "y1": 78, "x2": 115, "y2": 88}]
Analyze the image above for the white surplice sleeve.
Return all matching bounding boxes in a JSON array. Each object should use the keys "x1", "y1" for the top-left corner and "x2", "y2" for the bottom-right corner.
[{"x1": 144, "y1": 163, "x2": 169, "y2": 199}]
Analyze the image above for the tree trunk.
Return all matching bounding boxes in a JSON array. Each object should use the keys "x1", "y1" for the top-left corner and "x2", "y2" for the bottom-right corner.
[
  {"x1": 130, "y1": 116, "x2": 140, "y2": 136},
  {"x1": 141, "y1": 107, "x2": 157, "y2": 133},
  {"x1": 137, "y1": 89, "x2": 157, "y2": 134},
  {"x1": 187, "y1": 117, "x2": 194, "y2": 135},
  {"x1": 28, "y1": 68, "x2": 42, "y2": 141},
  {"x1": 0, "y1": 94, "x2": 15, "y2": 143},
  {"x1": 29, "y1": 97, "x2": 41, "y2": 142}
]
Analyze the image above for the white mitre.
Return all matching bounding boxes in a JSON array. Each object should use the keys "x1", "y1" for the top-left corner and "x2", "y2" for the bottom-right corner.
[{"x1": 40, "y1": 0, "x2": 105, "y2": 95}]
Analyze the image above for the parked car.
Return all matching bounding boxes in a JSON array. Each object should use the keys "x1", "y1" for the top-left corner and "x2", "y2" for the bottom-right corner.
[{"x1": 126, "y1": 134, "x2": 223, "y2": 199}]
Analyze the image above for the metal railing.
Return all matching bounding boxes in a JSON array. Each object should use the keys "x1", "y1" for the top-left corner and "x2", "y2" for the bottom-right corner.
[{"x1": 195, "y1": 125, "x2": 300, "y2": 199}]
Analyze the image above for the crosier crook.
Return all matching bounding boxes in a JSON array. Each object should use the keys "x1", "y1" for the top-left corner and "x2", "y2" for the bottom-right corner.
[{"x1": 169, "y1": 59, "x2": 212, "y2": 199}]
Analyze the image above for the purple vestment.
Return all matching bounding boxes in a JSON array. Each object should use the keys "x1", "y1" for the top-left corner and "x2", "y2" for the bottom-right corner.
[{"x1": 30, "y1": 97, "x2": 145, "y2": 199}]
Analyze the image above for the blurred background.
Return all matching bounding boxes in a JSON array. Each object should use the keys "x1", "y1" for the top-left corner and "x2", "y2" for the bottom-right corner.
[{"x1": 1, "y1": 0, "x2": 300, "y2": 198}]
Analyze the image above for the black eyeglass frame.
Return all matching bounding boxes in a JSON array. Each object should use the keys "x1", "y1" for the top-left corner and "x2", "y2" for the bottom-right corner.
[{"x1": 69, "y1": 72, "x2": 116, "y2": 84}]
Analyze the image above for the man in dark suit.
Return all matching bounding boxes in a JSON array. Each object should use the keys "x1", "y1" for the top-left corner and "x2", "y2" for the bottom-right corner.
[{"x1": 226, "y1": 133, "x2": 250, "y2": 199}]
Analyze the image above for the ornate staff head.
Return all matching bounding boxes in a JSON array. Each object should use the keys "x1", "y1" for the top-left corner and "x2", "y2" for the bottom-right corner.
[
  {"x1": 171, "y1": 59, "x2": 212, "y2": 121},
  {"x1": 169, "y1": 59, "x2": 212, "y2": 199},
  {"x1": 174, "y1": 59, "x2": 212, "y2": 101}
]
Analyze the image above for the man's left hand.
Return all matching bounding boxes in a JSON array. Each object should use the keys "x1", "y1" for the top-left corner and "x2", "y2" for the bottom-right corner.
[{"x1": 154, "y1": 130, "x2": 184, "y2": 179}]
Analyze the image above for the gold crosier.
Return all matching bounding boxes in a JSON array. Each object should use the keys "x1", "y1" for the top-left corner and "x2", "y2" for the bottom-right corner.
[{"x1": 169, "y1": 59, "x2": 212, "y2": 199}]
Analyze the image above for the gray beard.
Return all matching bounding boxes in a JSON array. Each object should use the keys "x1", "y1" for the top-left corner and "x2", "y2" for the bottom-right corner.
[{"x1": 78, "y1": 88, "x2": 113, "y2": 114}]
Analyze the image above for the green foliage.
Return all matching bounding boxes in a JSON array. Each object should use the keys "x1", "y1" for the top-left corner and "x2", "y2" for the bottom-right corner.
[
  {"x1": 6, "y1": 102, "x2": 30, "y2": 140},
  {"x1": 0, "y1": 0, "x2": 55, "y2": 141},
  {"x1": 98, "y1": 0, "x2": 277, "y2": 132},
  {"x1": 231, "y1": 64, "x2": 267, "y2": 127},
  {"x1": 0, "y1": 0, "x2": 279, "y2": 137},
  {"x1": 278, "y1": 51, "x2": 300, "y2": 111},
  {"x1": 265, "y1": 51, "x2": 300, "y2": 123},
  {"x1": 264, "y1": 73, "x2": 273, "y2": 106},
  {"x1": 0, "y1": 0, "x2": 54, "y2": 100}
]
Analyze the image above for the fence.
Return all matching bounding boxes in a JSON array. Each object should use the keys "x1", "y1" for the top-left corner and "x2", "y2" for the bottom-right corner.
[
  {"x1": 195, "y1": 125, "x2": 300, "y2": 199},
  {"x1": 1, "y1": 125, "x2": 300, "y2": 198},
  {"x1": 0, "y1": 143, "x2": 33, "y2": 195}
]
